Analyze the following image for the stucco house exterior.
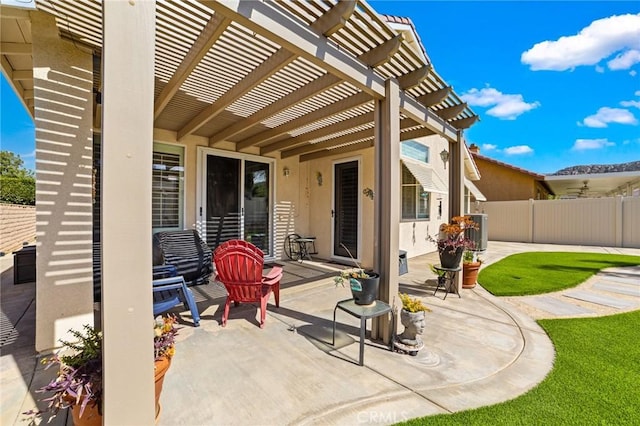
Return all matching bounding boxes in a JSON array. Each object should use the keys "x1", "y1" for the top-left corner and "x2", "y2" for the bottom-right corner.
[
  {"x1": 469, "y1": 144, "x2": 552, "y2": 201},
  {"x1": 1, "y1": 1, "x2": 482, "y2": 422}
]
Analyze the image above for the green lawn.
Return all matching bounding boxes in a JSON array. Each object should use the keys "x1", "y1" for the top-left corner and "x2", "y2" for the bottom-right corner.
[
  {"x1": 478, "y1": 252, "x2": 640, "y2": 296},
  {"x1": 400, "y1": 310, "x2": 640, "y2": 425}
]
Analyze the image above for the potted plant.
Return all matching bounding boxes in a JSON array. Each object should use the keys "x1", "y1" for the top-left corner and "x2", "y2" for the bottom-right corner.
[
  {"x1": 395, "y1": 293, "x2": 431, "y2": 355},
  {"x1": 462, "y1": 250, "x2": 483, "y2": 289},
  {"x1": 427, "y1": 215, "x2": 478, "y2": 268},
  {"x1": 333, "y1": 244, "x2": 379, "y2": 305},
  {"x1": 27, "y1": 315, "x2": 178, "y2": 425}
]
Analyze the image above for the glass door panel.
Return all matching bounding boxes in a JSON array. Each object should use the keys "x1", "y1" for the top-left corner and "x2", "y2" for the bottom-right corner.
[
  {"x1": 333, "y1": 160, "x2": 359, "y2": 259},
  {"x1": 244, "y1": 161, "x2": 270, "y2": 255},
  {"x1": 205, "y1": 155, "x2": 241, "y2": 248}
]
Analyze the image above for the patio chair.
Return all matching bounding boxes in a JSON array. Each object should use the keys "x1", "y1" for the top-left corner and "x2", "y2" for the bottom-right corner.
[
  {"x1": 153, "y1": 229, "x2": 213, "y2": 286},
  {"x1": 213, "y1": 240, "x2": 283, "y2": 328},
  {"x1": 152, "y1": 265, "x2": 201, "y2": 327}
]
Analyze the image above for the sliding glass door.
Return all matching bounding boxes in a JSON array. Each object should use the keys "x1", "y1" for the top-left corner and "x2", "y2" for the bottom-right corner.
[{"x1": 199, "y1": 149, "x2": 273, "y2": 255}]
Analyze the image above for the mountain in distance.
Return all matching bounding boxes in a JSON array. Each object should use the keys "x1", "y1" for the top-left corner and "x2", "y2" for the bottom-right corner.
[{"x1": 550, "y1": 160, "x2": 640, "y2": 176}]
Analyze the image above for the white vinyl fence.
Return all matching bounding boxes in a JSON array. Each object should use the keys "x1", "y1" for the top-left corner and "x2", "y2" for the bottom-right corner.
[{"x1": 479, "y1": 196, "x2": 640, "y2": 248}]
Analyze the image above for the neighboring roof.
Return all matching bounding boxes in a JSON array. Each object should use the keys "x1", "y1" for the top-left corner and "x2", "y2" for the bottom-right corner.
[
  {"x1": 401, "y1": 157, "x2": 448, "y2": 194},
  {"x1": 464, "y1": 177, "x2": 486, "y2": 201},
  {"x1": 471, "y1": 152, "x2": 545, "y2": 180},
  {"x1": 544, "y1": 171, "x2": 640, "y2": 197},
  {"x1": 2, "y1": 0, "x2": 480, "y2": 160},
  {"x1": 463, "y1": 143, "x2": 481, "y2": 181}
]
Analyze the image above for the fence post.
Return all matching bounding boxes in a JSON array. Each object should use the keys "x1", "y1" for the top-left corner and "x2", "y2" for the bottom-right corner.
[
  {"x1": 528, "y1": 198, "x2": 534, "y2": 243},
  {"x1": 615, "y1": 196, "x2": 623, "y2": 247}
]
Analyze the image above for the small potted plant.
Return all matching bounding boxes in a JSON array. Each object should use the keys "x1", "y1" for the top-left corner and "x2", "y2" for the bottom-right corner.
[
  {"x1": 395, "y1": 293, "x2": 431, "y2": 355},
  {"x1": 427, "y1": 215, "x2": 478, "y2": 268},
  {"x1": 462, "y1": 250, "x2": 482, "y2": 289},
  {"x1": 27, "y1": 315, "x2": 178, "y2": 425},
  {"x1": 333, "y1": 244, "x2": 379, "y2": 305}
]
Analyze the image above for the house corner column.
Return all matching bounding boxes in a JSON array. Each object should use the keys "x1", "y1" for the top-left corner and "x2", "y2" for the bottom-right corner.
[
  {"x1": 31, "y1": 11, "x2": 94, "y2": 352},
  {"x1": 101, "y1": 0, "x2": 156, "y2": 424},
  {"x1": 372, "y1": 79, "x2": 400, "y2": 343}
]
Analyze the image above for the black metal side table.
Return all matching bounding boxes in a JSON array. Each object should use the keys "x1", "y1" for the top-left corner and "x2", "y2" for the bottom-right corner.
[
  {"x1": 433, "y1": 265, "x2": 462, "y2": 300},
  {"x1": 332, "y1": 298, "x2": 393, "y2": 366}
]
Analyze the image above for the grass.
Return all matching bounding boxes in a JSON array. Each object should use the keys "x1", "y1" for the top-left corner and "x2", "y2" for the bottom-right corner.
[
  {"x1": 478, "y1": 252, "x2": 640, "y2": 296},
  {"x1": 400, "y1": 310, "x2": 640, "y2": 425}
]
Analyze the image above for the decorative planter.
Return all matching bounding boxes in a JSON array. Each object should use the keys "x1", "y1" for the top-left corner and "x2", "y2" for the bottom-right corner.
[
  {"x1": 462, "y1": 262, "x2": 481, "y2": 288},
  {"x1": 154, "y1": 356, "x2": 172, "y2": 422},
  {"x1": 70, "y1": 403, "x2": 101, "y2": 426},
  {"x1": 349, "y1": 272, "x2": 380, "y2": 305},
  {"x1": 394, "y1": 309, "x2": 426, "y2": 355},
  {"x1": 68, "y1": 357, "x2": 172, "y2": 426},
  {"x1": 439, "y1": 246, "x2": 463, "y2": 268}
]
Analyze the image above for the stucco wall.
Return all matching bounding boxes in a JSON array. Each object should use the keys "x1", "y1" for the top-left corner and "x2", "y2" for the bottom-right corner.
[
  {"x1": 473, "y1": 157, "x2": 538, "y2": 201},
  {"x1": 0, "y1": 203, "x2": 36, "y2": 254}
]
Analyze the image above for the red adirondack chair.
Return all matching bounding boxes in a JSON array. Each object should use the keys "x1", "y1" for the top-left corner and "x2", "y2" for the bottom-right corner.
[{"x1": 213, "y1": 240, "x2": 283, "y2": 328}]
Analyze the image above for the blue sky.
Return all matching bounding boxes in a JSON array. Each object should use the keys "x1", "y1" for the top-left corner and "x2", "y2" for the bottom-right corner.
[
  {"x1": 372, "y1": 1, "x2": 640, "y2": 173},
  {"x1": 2, "y1": 2, "x2": 639, "y2": 174}
]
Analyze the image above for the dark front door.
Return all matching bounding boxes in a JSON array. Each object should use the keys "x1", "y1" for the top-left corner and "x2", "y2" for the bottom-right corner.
[
  {"x1": 333, "y1": 160, "x2": 359, "y2": 259},
  {"x1": 205, "y1": 155, "x2": 241, "y2": 249}
]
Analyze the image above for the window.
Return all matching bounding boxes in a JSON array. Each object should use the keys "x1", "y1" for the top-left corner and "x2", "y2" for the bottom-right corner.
[
  {"x1": 401, "y1": 140, "x2": 429, "y2": 163},
  {"x1": 402, "y1": 164, "x2": 430, "y2": 220},
  {"x1": 152, "y1": 143, "x2": 184, "y2": 231}
]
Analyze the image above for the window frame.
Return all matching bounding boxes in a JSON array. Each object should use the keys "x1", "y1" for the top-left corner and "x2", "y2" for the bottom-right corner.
[{"x1": 152, "y1": 142, "x2": 185, "y2": 232}]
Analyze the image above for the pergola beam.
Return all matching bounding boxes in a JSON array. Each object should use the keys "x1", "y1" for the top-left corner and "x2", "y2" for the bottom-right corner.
[
  {"x1": 398, "y1": 65, "x2": 431, "y2": 89},
  {"x1": 209, "y1": 74, "x2": 341, "y2": 145},
  {"x1": 235, "y1": 91, "x2": 371, "y2": 150},
  {"x1": 11, "y1": 70, "x2": 32, "y2": 80},
  {"x1": 416, "y1": 87, "x2": 451, "y2": 106},
  {"x1": 358, "y1": 35, "x2": 403, "y2": 68},
  {"x1": 261, "y1": 111, "x2": 374, "y2": 155},
  {"x1": 177, "y1": 48, "x2": 296, "y2": 140},
  {"x1": 450, "y1": 115, "x2": 479, "y2": 129},
  {"x1": 436, "y1": 102, "x2": 467, "y2": 121},
  {"x1": 281, "y1": 127, "x2": 373, "y2": 159},
  {"x1": 400, "y1": 92, "x2": 457, "y2": 141},
  {"x1": 299, "y1": 139, "x2": 373, "y2": 162},
  {"x1": 312, "y1": 0, "x2": 357, "y2": 36},
  {"x1": 0, "y1": 42, "x2": 31, "y2": 55},
  {"x1": 281, "y1": 117, "x2": 419, "y2": 158},
  {"x1": 154, "y1": 14, "x2": 231, "y2": 119}
]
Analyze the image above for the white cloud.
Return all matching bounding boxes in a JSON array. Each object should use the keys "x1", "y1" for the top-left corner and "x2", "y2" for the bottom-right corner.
[
  {"x1": 461, "y1": 87, "x2": 540, "y2": 120},
  {"x1": 607, "y1": 49, "x2": 640, "y2": 70},
  {"x1": 621, "y1": 100, "x2": 640, "y2": 108},
  {"x1": 636, "y1": 90, "x2": 640, "y2": 96},
  {"x1": 572, "y1": 138, "x2": 615, "y2": 151},
  {"x1": 521, "y1": 13, "x2": 640, "y2": 71},
  {"x1": 631, "y1": 70, "x2": 638, "y2": 77},
  {"x1": 582, "y1": 107, "x2": 638, "y2": 127},
  {"x1": 504, "y1": 145, "x2": 533, "y2": 155},
  {"x1": 595, "y1": 65, "x2": 605, "y2": 73},
  {"x1": 482, "y1": 143, "x2": 498, "y2": 151}
]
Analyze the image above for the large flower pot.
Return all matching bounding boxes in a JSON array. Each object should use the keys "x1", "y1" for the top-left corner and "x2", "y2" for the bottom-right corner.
[
  {"x1": 68, "y1": 357, "x2": 171, "y2": 426},
  {"x1": 349, "y1": 272, "x2": 380, "y2": 305},
  {"x1": 462, "y1": 262, "x2": 481, "y2": 288},
  {"x1": 439, "y1": 246, "x2": 463, "y2": 268},
  {"x1": 70, "y1": 402, "x2": 101, "y2": 426},
  {"x1": 154, "y1": 356, "x2": 172, "y2": 422}
]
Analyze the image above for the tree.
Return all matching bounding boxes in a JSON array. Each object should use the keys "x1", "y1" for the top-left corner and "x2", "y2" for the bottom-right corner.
[
  {"x1": 0, "y1": 151, "x2": 35, "y2": 205},
  {"x1": 0, "y1": 150, "x2": 33, "y2": 178}
]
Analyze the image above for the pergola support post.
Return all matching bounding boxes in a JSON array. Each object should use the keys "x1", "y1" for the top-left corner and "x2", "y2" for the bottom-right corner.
[
  {"x1": 101, "y1": 1, "x2": 156, "y2": 424},
  {"x1": 448, "y1": 130, "x2": 465, "y2": 292},
  {"x1": 372, "y1": 79, "x2": 400, "y2": 342}
]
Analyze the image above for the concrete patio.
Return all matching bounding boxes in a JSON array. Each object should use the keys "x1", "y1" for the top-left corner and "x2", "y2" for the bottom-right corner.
[{"x1": 2, "y1": 241, "x2": 639, "y2": 425}]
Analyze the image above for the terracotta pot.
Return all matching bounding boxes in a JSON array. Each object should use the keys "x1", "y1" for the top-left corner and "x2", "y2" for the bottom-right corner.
[
  {"x1": 68, "y1": 357, "x2": 171, "y2": 426},
  {"x1": 154, "y1": 356, "x2": 172, "y2": 421},
  {"x1": 70, "y1": 402, "x2": 101, "y2": 426},
  {"x1": 462, "y1": 262, "x2": 481, "y2": 288}
]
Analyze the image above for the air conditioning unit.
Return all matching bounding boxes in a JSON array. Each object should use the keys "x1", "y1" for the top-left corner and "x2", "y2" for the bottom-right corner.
[{"x1": 467, "y1": 214, "x2": 488, "y2": 252}]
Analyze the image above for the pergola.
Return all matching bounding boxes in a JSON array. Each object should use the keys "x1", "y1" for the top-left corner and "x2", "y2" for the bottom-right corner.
[{"x1": 1, "y1": 1, "x2": 478, "y2": 422}]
